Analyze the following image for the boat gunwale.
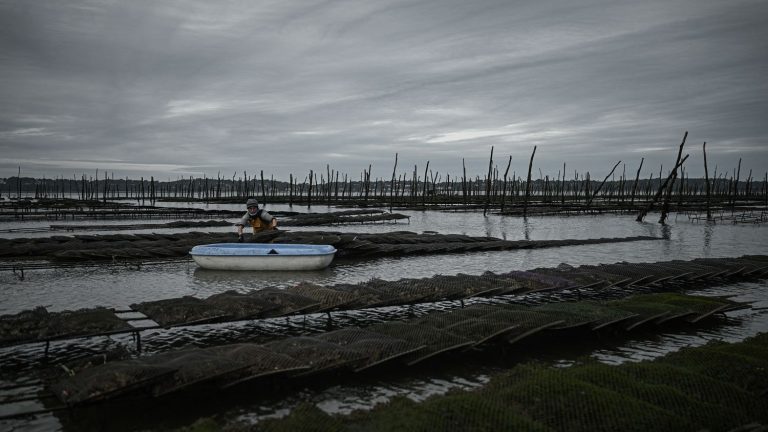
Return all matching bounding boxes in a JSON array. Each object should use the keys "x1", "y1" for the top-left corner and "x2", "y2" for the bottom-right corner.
[{"x1": 190, "y1": 243, "x2": 337, "y2": 258}]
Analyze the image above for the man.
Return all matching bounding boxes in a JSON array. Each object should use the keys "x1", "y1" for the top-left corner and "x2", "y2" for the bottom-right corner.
[{"x1": 235, "y1": 198, "x2": 277, "y2": 242}]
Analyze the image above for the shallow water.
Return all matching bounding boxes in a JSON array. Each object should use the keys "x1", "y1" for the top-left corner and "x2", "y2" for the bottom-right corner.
[
  {"x1": 1, "y1": 207, "x2": 765, "y2": 314},
  {"x1": 0, "y1": 206, "x2": 767, "y2": 431}
]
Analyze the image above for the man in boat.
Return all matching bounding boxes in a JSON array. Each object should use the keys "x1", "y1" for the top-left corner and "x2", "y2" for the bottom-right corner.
[{"x1": 236, "y1": 198, "x2": 277, "y2": 241}]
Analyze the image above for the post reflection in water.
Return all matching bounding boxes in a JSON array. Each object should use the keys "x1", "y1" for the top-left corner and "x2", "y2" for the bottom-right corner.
[
  {"x1": 661, "y1": 224, "x2": 672, "y2": 240},
  {"x1": 499, "y1": 216, "x2": 511, "y2": 241},
  {"x1": 522, "y1": 216, "x2": 531, "y2": 241},
  {"x1": 483, "y1": 215, "x2": 494, "y2": 238},
  {"x1": 703, "y1": 221, "x2": 714, "y2": 255}
]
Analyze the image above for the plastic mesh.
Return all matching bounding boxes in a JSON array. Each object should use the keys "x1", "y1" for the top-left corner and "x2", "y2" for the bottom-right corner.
[
  {"x1": 44, "y1": 293, "x2": 746, "y2": 406},
  {"x1": 315, "y1": 328, "x2": 425, "y2": 368},
  {"x1": 264, "y1": 337, "x2": 366, "y2": 373},
  {"x1": 144, "y1": 347, "x2": 253, "y2": 396},
  {"x1": 205, "y1": 290, "x2": 282, "y2": 319},
  {"x1": 51, "y1": 360, "x2": 175, "y2": 404},
  {"x1": 0, "y1": 306, "x2": 134, "y2": 346},
  {"x1": 286, "y1": 283, "x2": 359, "y2": 311},
  {"x1": 532, "y1": 301, "x2": 636, "y2": 329},
  {"x1": 131, "y1": 296, "x2": 227, "y2": 327}
]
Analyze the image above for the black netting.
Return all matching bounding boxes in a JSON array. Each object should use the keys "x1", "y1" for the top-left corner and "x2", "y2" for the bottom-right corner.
[
  {"x1": 206, "y1": 290, "x2": 282, "y2": 319},
  {"x1": 264, "y1": 337, "x2": 366, "y2": 373},
  {"x1": 51, "y1": 360, "x2": 175, "y2": 404},
  {"x1": 131, "y1": 296, "x2": 227, "y2": 327},
  {"x1": 0, "y1": 306, "x2": 133, "y2": 346},
  {"x1": 286, "y1": 283, "x2": 363, "y2": 311},
  {"x1": 367, "y1": 321, "x2": 474, "y2": 363}
]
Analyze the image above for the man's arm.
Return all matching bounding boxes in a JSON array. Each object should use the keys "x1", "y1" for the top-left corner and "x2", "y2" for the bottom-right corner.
[{"x1": 260, "y1": 210, "x2": 277, "y2": 229}]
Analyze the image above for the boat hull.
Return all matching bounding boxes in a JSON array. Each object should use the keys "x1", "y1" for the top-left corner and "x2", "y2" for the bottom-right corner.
[{"x1": 190, "y1": 243, "x2": 336, "y2": 271}]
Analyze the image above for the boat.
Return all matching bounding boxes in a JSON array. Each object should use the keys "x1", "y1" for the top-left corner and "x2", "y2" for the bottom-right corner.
[{"x1": 190, "y1": 243, "x2": 337, "y2": 271}]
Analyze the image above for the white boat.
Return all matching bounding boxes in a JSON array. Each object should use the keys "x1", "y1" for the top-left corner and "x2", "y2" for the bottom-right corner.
[{"x1": 190, "y1": 243, "x2": 337, "y2": 271}]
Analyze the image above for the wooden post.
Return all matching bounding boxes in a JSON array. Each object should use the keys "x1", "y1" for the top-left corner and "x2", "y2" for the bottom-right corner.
[
  {"x1": 619, "y1": 164, "x2": 626, "y2": 202},
  {"x1": 308, "y1": 170, "x2": 313, "y2": 208},
  {"x1": 501, "y1": 156, "x2": 512, "y2": 213},
  {"x1": 637, "y1": 153, "x2": 690, "y2": 222},
  {"x1": 289, "y1": 173, "x2": 294, "y2": 206},
  {"x1": 422, "y1": 161, "x2": 430, "y2": 207},
  {"x1": 390, "y1": 154, "x2": 398, "y2": 212},
  {"x1": 586, "y1": 160, "x2": 621, "y2": 207},
  {"x1": 334, "y1": 171, "x2": 339, "y2": 203},
  {"x1": 523, "y1": 146, "x2": 536, "y2": 217},
  {"x1": 260, "y1": 170, "x2": 267, "y2": 205},
  {"x1": 659, "y1": 167, "x2": 678, "y2": 224},
  {"x1": 732, "y1": 158, "x2": 742, "y2": 210},
  {"x1": 484, "y1": 146, "x2": 494, "y2": 216},
  {"x1": 630, "y1": 158, "x2": 644, "y2": 206},
  {"x1": 364, "y1": 164, "x2": 371, "y2": 204},
  {"x1": 462, "y1": 158, "x2": 467, "y2": 205},
  {"x1": 659, "y1": 133, "x2": 689, "y2": 224},
  {"x1": 584, "y1": 172, "x2": 590, "y2": 204},
  {"x1": 560, "y1": 162, "x2": 566, "y2": 204}
]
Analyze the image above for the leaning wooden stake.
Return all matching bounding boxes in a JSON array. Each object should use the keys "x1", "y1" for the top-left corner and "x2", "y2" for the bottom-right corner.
[
  {"x1": 659, "y1": 132, "x2": 688, "y2": 224},
  {"x1": 586, "y1": 160, "x2": 621, "y2": 207},
  {"x1": 636, "y1": 132, "x2": 688, "y2": 222},
  {"x1": 501, "y1": 156, "x2": 512, "y2": 212},
  {"x1": 523, "y1": 146, "x2": 536, "y2": 217},
  {"x1": 659, "y1": 167, "x2": 679, "y2": 224}
]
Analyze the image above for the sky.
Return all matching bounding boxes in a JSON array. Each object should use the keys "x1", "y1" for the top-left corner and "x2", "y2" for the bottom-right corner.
[{"x1": 1, "y1": 0, "x2": 766, "y2": 183}]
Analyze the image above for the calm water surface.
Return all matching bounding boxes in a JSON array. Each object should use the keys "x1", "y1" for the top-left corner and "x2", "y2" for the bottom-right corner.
[
  {"x1": 1, "y1": 207, "x2": 765, "y2": 314},
  {"x1": 0, "y1": 206, "x2": 766, "y2": 431}
]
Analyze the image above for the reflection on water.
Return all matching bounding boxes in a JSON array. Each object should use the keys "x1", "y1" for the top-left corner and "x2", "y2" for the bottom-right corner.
[
  {"x1": 660, "y1": 223, "x2": 672, "y2": 240},
  {"x1": 522, "y1": 216, "x2": 531, "y2": 240},
  {"x1": 191, "y1": 267, "x2": 336, "y2": 293},
  {"x1": 703, "y1": 221, "x2": 714, "y2": 255}
]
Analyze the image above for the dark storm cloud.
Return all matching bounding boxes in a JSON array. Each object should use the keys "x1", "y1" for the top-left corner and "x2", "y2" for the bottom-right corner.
[{"x1": 1, "y1": 0, "x2": 766, "y2": 181}]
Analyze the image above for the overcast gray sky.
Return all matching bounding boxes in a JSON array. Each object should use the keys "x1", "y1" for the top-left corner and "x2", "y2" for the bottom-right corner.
[{"x1": 1, "y1": 0, "x2": 766, "y2": 182}]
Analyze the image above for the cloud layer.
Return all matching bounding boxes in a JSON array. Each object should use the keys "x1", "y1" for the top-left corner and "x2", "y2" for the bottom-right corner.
[{"x1": 1, "y1": 0, "x2": 766, "y2": 181}]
